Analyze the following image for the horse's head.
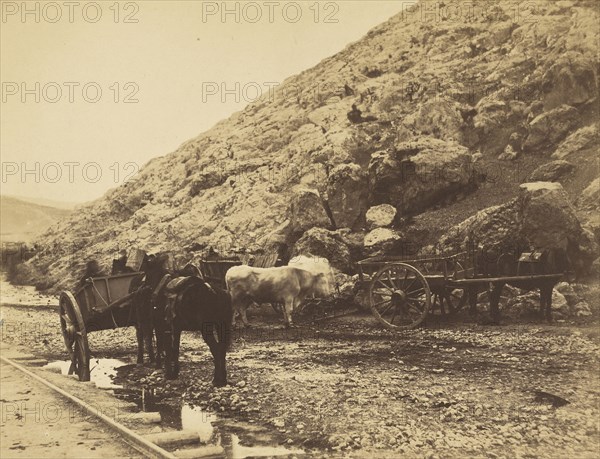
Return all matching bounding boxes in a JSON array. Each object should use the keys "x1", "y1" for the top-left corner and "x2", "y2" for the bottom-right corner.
[{"x1": 139, "y1": 252, "x2": 172, "y2": 288}]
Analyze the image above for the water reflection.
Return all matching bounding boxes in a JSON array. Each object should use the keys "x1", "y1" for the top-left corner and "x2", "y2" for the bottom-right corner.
[
  {"x1": 44, "y1": 358, "x2": 126, "y2": 389},
  {"x1": 227, "y1": 432, "x2": 304, "y2": 458}
]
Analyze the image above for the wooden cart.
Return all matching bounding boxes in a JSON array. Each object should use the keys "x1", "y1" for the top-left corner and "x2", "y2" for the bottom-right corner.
[
  {"x1": 59, "y1": 272, "x2": 144, "y2": 381},
  {"x1": 358, "y1": 251, "x2": 563, "y2": 331}
]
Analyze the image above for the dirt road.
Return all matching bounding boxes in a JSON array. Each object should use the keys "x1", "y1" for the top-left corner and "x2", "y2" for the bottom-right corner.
[
  {"x1": 1, "y1": 279, "x2": 599, "y2": 458},
  {"x1": 0, "y1": 358, "x2": 141, "y2": 459}
]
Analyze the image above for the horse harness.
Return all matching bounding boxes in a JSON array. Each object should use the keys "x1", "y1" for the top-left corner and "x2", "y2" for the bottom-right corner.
[{"x1": 152, "y1": 273, "x2": 216, "y2": 322}]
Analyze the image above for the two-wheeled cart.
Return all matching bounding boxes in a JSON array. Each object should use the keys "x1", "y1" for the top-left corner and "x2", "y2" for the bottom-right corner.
[
  {"x1": 358, "y1": 252, "x2": 563, "y2": 331},
  {"x1": 59, "y1": 272, "x2": 143, "y2": 381}
]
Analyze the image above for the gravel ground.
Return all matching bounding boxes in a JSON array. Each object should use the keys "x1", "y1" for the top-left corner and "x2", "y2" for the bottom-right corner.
[{"x1": 1, "y1": 292, "x2": 599, "y2": 459}]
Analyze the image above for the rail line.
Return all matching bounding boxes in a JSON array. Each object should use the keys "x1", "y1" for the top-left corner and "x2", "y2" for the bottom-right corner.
[{"x1": 1, "y1": 355, "x2": 224, "y2": 459}]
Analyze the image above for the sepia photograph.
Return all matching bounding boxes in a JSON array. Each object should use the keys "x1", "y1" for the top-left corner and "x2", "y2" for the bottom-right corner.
[{"x1": 1, "y1": 1, "x2": 599, "y2": 457}]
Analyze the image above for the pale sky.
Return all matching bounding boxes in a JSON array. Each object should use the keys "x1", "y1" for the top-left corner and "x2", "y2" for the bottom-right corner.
[{"x1": 1, "y1": 1, "x2": 404, "y2": 203}]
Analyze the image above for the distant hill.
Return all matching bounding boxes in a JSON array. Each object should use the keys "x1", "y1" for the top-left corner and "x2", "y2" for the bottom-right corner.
[
  {"x1": 0, "y1": 195, "x2": 73, "y2": 242},
  {"x1": 9, "y1": 195, "x2": 80, "y2": 210}
]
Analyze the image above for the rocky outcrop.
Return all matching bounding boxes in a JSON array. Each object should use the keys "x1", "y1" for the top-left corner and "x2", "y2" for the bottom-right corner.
[
  {"x1": 527, "y1": 160, "x2": 574, "y2": 182},
  {"x1": 439, "y1": 182, "x2": 597, "y2": 274},
  {"x1": 288, "y1": 189, "x2": 332, "y2": 235},
  {"x1": 364, "y1": 228, "x2": 402, "y2": 257},
  {"x1": 404, "y1": 98, "x2": 465, "y2": 143},
  {"x1": 326, "y1": 164, "x2": 368, "y2": 230},
  {"x1": 368, "y1": 137, "x2": 475, "y2": 216},
  {"x1": 473, "y1": 97, "x2": 528, "y2": 155},
  {"x1": 552, "y1": 125, "x2": 597, "y2": 159},
  {"x1": 292, "y1": 228, "x2": 352, "y2": 273},
  {"x1": 365, "y1": 204, "x2": 396, "y2": 230},
  {"x1": 541, "y1": 52, "x2": 598, "y2": 110},
  {"x1": 579, "y1": 178, "x2": 599, "y2": 210},
  {"x1": 523, "y1": 105, "x2": 579, "y2": 153}
]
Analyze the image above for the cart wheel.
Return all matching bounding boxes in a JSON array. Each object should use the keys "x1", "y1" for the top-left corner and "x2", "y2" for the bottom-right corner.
[
  {"x1": 369, "y1": 263, "x2": 431, "y2": 331},
  {"x1": 59, "y1": 292, "x2": 90, "y2": 381}
]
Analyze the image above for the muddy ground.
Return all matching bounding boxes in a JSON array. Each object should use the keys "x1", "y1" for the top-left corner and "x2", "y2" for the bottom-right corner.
[{"x1": 1, "y1": 282, "x2": 599, "y2": 458}]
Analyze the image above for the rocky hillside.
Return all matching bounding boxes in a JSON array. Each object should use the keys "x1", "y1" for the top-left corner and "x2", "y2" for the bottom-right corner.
[{"x1": 29, "y1": 0, "x2": 599, "y2": 290}]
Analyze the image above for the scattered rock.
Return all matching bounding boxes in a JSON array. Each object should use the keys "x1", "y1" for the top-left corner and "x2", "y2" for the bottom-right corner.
[
  {"x1": 498, "y1": 144, "x2": 518, "y2": 161},
  {"x1": 272, "y1": 418, "x2": 285, "y2": 429},
  {"x1": 365, "y1": 204, "x2": 397, "y2": 229},
  {"x1": 554, "y1": 282, "x2": 580, "y2": 307},
  {"x1": 573, "y1": 301, "x2": 592, "y2": 317},
  {"x1": 527, "y1": 160, "x2": 574, "y2": 182}
]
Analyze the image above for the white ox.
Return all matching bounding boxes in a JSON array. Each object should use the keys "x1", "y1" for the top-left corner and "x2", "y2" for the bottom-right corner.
[
  {"x1": 287, "y1": 255, "x2": 336, "y2": 285},
  {"x1": 225, "y1": 265, "x2": 332, "y2": 327}
]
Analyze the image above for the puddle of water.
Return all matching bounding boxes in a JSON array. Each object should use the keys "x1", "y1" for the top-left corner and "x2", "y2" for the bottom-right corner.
[
  {"x1": 181, "y1": 403, "x2": 217, "y2": 443},
  {"x1": 115, "y1": 386, "x2": 304, "y2": 458},
  {"x1": 44, "y1": 358, "x2": 127, "y2": 389},
  {"x1": 227, "y1": 433, "x2": 304, "y2": 458}
]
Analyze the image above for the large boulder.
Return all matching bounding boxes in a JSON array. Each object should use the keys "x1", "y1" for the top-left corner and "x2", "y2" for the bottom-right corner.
[
  {"x1": 438, "y1": 182, "x2": 597, "y2": 275},
  {"x1": 326, "y1": 163, "x2": 368, "y2": 230},
  {"x1": 292, "y1": 228, "x2": 352, "y2": 273},
  {"x1": 579, "y1": 178, "x2": 599, "y2": 210},
  {"x1": 365, "y1": 204, "x2": 397, "y2": 230},
  {"x1": 523, "y1": 105, "x2": 579, "y2": 153},
  {"x1": 288, "y1": 189, "x2": 332, "y2": 234},
  {"x1": 364, "y1": 228, "x2": 402, "y2": 257},
  {"x1": 473, "y1": 96, "x2": 528, "y2": 155},
  {"x1": 368, "y1": 137, "x2": 475, "y2": 216},
  {"x1": 403, "y1": 98, "x2": 465, "y2": 143},
  {"x1": 527, "y1": 160, "x2": 574, "y2": 182},
  {"x1": 541, "y1": 53, "x2": 598, "y2": 110},
  {"x1": 554, "y1": 282, "x2": 582, "y2": 308},
  {"x1": 551, "y1": 125, "x2": 597, "y2": 159},
  {"x1": 582, "y1": 213, "x2": 600, "y2": 246}
]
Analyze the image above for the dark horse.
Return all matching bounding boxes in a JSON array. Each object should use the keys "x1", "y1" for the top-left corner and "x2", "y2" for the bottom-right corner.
[
  {"x1": 125, "y1": 253, "x2": 164, "y2": 366},
  {"x1": 137, "y1": 253, "x2": 232, "y2": 386},
  {"x1": 465, "y1": 247, "x2": 570, "y2": 323}
]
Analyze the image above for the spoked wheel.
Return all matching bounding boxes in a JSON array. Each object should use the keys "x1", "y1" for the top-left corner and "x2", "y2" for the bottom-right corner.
[
  {"x1": 59, "y1": 292, "x2": 90, "y2": 381},
  {"x1": 369, "y1": 263, "x2": 431, "y2": 331}
]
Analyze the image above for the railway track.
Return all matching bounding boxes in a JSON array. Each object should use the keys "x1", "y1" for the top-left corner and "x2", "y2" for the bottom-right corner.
[{"x1": 1, "y1": 354, "x2": 224, "y2": 459}]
